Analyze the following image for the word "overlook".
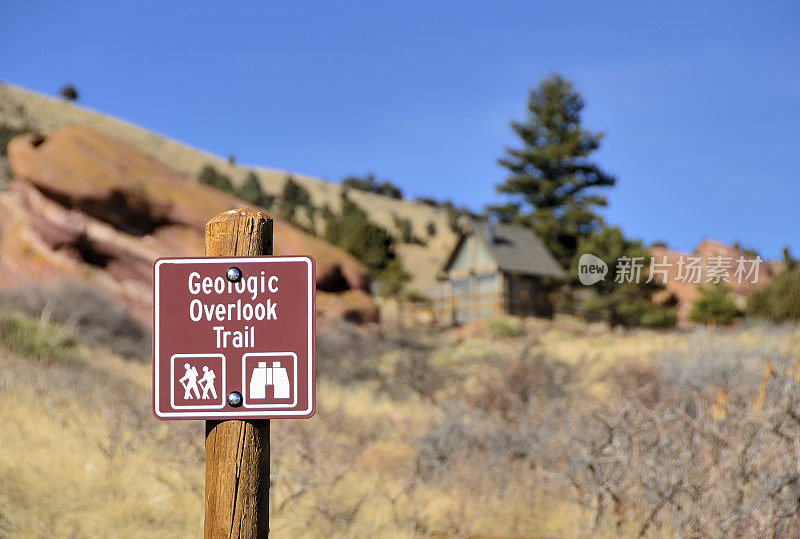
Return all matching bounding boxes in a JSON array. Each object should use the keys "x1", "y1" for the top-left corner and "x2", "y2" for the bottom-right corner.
[{"x1": 190, "y1": 298, "x2": 277, "y2": 322}]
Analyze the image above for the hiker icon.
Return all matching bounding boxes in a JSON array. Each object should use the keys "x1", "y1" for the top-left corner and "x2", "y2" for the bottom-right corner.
[
  {"x1": 200, "y1": 366, "x2": 217, "y2": 399},
  {"x1": 180, "y1": 363, "x2": 217, "y2": 400}
]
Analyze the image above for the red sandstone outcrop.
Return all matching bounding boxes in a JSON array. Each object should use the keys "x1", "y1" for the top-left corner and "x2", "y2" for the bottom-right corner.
[
  {"x1": 650, "y1": 240, "x2": 773, "y2": 322},
  {"x1": 3, "y1": 126, "x2": 377, "y2": 323}
]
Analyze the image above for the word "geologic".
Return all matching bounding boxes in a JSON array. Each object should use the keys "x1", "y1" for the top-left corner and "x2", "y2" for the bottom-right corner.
[{"x1": 188, "y1": 271, "x2": 278, "y2": 300}]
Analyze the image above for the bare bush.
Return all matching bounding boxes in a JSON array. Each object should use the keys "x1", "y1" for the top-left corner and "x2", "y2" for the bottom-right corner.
[
  {"x1": 413, "y1": 325, "x2": 800, "y2": 536},
  {"x1": 562, "y1": 355, "x2": 800, "y2": 537},
  {"x1": 316, "y1": 321, "x2": 448, "y2": 398},
  {"x1": 0, "y1": 282, "x2": 149, "y2": 360},
  {"x1": 316, "y1": 320, "x2": 385, "y2": 383}
]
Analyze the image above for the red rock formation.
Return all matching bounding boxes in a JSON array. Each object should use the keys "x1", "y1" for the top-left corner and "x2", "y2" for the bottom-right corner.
[
  {"x1": 650, "y1": 240, "x2": 773, "y2": 322},
  {"x1": 3, "y1": 126, "x2": 377, "y2": 323}
]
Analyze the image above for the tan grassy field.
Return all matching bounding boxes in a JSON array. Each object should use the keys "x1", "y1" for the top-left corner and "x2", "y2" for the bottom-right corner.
[{"x1": 2, "y1": 306, "x2": 800, "y2": 537}]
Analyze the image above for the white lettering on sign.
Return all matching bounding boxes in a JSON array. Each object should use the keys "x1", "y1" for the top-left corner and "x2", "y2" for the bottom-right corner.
[
  {"x1": 188, "y1": 298, "x2": 278, "y2": 323},
  {"x1": 213, "y1": 325, "x2": 256, "y2": 348},
  {"x1": 187, "y1": 270, "x2": 280, "y2": 349},
  {"x1": 188, "y1": 271, "x2": 278, "y2": 301}
]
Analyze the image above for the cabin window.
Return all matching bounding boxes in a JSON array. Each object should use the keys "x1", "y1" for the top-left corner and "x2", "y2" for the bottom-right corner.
[
  {"x1": 452, "y1": 277, "x2": 471, "y2": 322},
  {"x1": 476, "y1": 274, "x2": 498, "y2": 318},
  {"x1": 476, "y1": 273, "x2": 498, "y2": 293},
  {"x1": 452, "y1": 278, "x2": 470, "y2": 296}
]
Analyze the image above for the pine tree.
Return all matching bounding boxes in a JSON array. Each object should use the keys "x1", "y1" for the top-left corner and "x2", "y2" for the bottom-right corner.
[
  {"x1": 324, "y1": 191, "x2": 410, "y2": 295},
  {"x1": 573, "y1": 227, "x2": 677, "y2": 328},
  {"x1": 238, "y1": 172, "x2": 263, "y2": 203},
  {"x1": 324, "y1": 191, "x2": 393, "y2": 271},
  {"x1": 690, "y1": 285, "x2": 742, "y2": 326},
  {"x1": 198, "y1": 165, "x2": 234, "y2": 193},
  {"x1": 747, "y1": 266, "x2": 800, "y2": 322},
  {"x1": 59, "y1": 84, "x2": 79, "y2": 101},
  {"x1": 237, "y1": 172, "x2": 274, "y2": 209},
  {"x1": 492, "y1": 74, "x2": 615, "y2": 268},
  {"x1": 279, "y1": 176, "x2": 311, "y2": 221},
  {"x1": 341, "y1": 173, "x2": 403, "y2": 199}
]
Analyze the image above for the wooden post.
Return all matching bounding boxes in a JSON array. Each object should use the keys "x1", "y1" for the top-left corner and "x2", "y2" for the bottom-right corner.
[{"x1": 204, "y1": 208, "x2": 272, "y2": 538}]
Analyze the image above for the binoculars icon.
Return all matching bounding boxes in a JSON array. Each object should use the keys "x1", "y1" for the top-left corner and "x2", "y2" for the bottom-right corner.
[{"x1": 249, "y1": 361, "x2": 290, "y2": 399}]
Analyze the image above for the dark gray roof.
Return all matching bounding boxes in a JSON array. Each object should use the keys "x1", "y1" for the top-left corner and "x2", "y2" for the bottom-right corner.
[{"x1": 443, "y1": 218, "x2": 565, "y2": 278}]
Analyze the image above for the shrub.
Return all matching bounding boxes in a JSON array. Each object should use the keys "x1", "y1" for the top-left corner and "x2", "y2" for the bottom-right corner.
[
  {"x1": 325, "y1": 192, "x2": 391, "y2": 270},
  {"x1": 690, "y1": 285, "x2": 742, "y2": 325},
  {"x1": 747, "y1": 267, "x2": 800, "y2": 322},
  {"x1": 0, "y1": 283, "x2": 150, "y2": 360},
  {"x1": 573, "y1": 227, "x2": 678, "y2": 329},
  {"x1": 463, "y1": 354, "x2": 570, "y2": 416},
  {"x1": 412, "y1": 197, "x2": 478, "y2": 232},
  {"x1": 378, "y1": 347, "x2": 449, "y2": 400},
  {"x1": 0, "y1": 125, "x2": 27, "y2": 157},
  {"x1": 0, "y1": 310, "x2": 80, "y2": 362},
  {"x1": 342, "y1": 173, "x2": 403, "y2": 199},
  {"x1": 279, "y1": 175, "x2": 312, "y2": 222},
  {"x1": 415, "y1": 414, "x2": 478, "y2": 475},
  {"x1": 485, "y1": 317, "x2": 522, "y2": 338},
  {"x1": 237, "y1": 171, "x2": 274, "y2": 209},
  {"x1": 607, "y1": 292, "x2": 678, "y2": 329},
  {"x1": 59, "y1": 84, "x2": 79, "y2": 101},
  {"x1": 391, "y1": 215, "x2": 425, "y2": 245},
  {"x1": 393, "y1": 215, "x2": 413, "y2": 243},
  {"x1": 639, "y1": 306, "x2": 678, "y2": 328},
  {"x1": 426, "y1": 221, "x2": 436, "y2": 237},
  {"x1": 198, "y1": 164, "x2": 234, "y2": 192},
  {"x1": 324, "y1": 192, "x2": 410, "y2": 295},
  {"x1": 315, "y1": 319, "x2": 386, "y2": 383},
  {"x1": 405, "y1": 290, "x2": 430, "y2": 304},
  {"x1": 375, "y1": 257, "x2": 411, "y2": 296}
]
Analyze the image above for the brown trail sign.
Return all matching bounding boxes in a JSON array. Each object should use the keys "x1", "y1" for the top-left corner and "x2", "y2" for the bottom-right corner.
[{"x1": 152, "y1": 208, "x2": 316, "y2": 537}]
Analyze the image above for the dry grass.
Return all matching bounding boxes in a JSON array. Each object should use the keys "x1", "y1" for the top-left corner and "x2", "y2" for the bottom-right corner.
[
  {"x1": 0, "y1": 312, "x2": 203, "y2": 537},
  {"x1": 2, "y1": 311, "x2": 800, "y2": 537},
  {"x1": 0, "y1": 282, "x2": 150, "y2": 360}
]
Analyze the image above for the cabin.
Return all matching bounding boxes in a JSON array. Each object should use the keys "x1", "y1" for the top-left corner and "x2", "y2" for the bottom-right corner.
[{"x1": 435, "y1": 218, "x2": 565, "y2": 324}]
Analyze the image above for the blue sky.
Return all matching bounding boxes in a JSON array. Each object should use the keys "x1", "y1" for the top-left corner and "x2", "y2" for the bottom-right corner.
[{"x1": 2, "y1": 1, "x2": 798, "y2": 258}]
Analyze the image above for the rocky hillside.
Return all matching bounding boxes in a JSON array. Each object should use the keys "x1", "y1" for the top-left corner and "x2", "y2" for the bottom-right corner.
[
  {"x1": 650, "y1": 239, "x2": 774, "y2": 321},
  {"x1": 0, "y1": 83, "x2": 458, "y2": 293},
  {"x1": 0, "y1": 125, "x2": 376, "y2": 324}
]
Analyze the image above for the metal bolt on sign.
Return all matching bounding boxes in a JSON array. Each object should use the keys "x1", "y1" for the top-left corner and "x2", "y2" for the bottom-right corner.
[
  {"x1": 226, "y1": 266, "x2": 242, "y2": 283},
  {"x1": 226, "y1": 391, "x2": 243, "y2": 407}
]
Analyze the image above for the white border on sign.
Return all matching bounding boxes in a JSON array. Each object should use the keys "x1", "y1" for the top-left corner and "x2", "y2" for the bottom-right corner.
[
  {"x1": 241, "y1": 352, "x2": 298, "y2": 408},
  {"x1": 154, "y1": 257, "x2": 314, "y2": 418},
  {"x1": 170, "y1": 353, "x2": 227, "y2": 409}
]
